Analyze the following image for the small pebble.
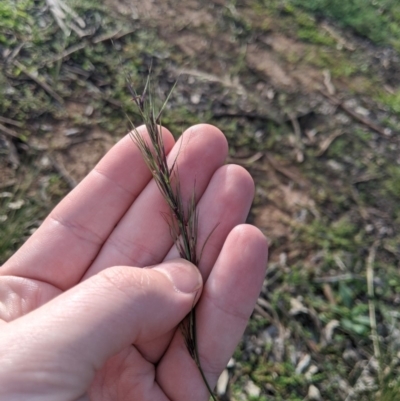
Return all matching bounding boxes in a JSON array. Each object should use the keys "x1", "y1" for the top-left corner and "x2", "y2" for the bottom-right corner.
[
  {"x1": 85, "y1": 105, "x2": 94, "y2": 116},
  {"x1": 8, "y1": 199, "x2": 25, "y2": 210},
  {"x1": 308, "y1": 385, "x2": 321, "y2": 400},
  {"x1": 295, "y1": 354, "x2": 311, "y2": 374},
  {"x1": 227, "y1": 358, "x2": 235, "y2": 368},
  {"x1": 216, "y1": 369, "x2": 229, "y2": 396},
  {"x1": 245, "y1": 380, "x2": 261, "y2": 398},
  {"x1": 190, "y1": 93, "x2": 201, "y2": 104}
]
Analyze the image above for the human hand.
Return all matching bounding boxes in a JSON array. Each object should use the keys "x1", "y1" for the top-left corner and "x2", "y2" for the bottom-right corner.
[{"x1": 0, "y1": 124, "x2": 268, "y2": 401}]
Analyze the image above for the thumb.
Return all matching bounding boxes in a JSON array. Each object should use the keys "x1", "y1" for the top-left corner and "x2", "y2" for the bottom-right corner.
[{"x1": 0, "y1": 259, "x2": 202, "y2": 399}]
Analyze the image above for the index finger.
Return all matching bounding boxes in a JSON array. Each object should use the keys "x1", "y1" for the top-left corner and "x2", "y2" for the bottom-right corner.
[{"x1": 0, "y1": 126, "x2": 175, "y2": 290}]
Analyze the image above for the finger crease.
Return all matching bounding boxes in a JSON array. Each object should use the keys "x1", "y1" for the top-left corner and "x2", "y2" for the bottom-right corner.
[
  {"x1": 203, "y1": 290, "x2": 249, "y2": 324},
  {"x1": 93, "y1": 167, "x2": 139, "y2": 198},
  {"x1": 106, "y1": 236, "x2": 161, "y2": 267},
  {"x1": 49, "y1": 214, "x2": 104, "y2": 246}
]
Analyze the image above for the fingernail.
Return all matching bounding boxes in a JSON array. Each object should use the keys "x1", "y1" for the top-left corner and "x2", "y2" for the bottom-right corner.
[{"x1": 153, "y1": 259, "x2": 202, "y2": 294}]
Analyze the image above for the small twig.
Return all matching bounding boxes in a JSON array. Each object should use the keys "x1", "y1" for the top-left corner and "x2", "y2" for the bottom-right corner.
[
  {"x1": 93, "y1": 29, "x2": 123, "y2": 43},
  {"x1": 3, "y1": 136, "x2": 20, "y2": 169},
  {"x1": 254, "y1": 303, "x2": 273, "y2": 321},
  {"x1": 313, "y1": 273, "x2": 360, "y2": 283},
  {"x1": 29, "y1": 134, "x2": 104, "y2": 152},
  {"x1": 93, "y1": 28, "x2": 136, "y2": 43},
  {"x1": 175, "y1": 67, "x2": 246, "y2": 94},
  {"x1": 323, "y1": 69, "x2": 336, "y2": 95},
  {"x1": 289, "y1": 113, "x2": 304, "y2": 163},
  {"x1": 41, "y1": 42, "x2": 87, "y2": 67},
  {"x1": 366, "y1": 241, "x2": 381, "y2": 362},
  {"x1": 322, "y1": 283, "x2": 336, "y2": 305},
  {"x1": 228, "y1": 151, "x2": 264, "y2": 166},
  {"x1": 0, "y1": 123, "x2": 20, "y2": 139},
  {"x1": 0, "y1": 117, "x2": 23, "y2": 128},
  {"x1": 213, "y1": 111, "x2": 282, "y2": 125},
  {"x1": 320, "y1": 22, "x2": 355, "y2": 51},
  {"x1": 264, "y1": 153, "x2": 307, "y2": 186},
  {"x1": 257, "y1": 297, "x2": 281, "y2": 324},
  {"x1": 0, "y1": 179, "x2": 17, "y2": 189},
  {"x1": 350, "y1": 186, "x2": 370, "y2": 221},
  {"x1": 352, "y1": 174, "x2": 382, "y2": 185},
  {"x1": 46, "y1": 0, "x2": 87, "y2": 37},
  {"x1": 48, "y1": 156, "x2": 77, "y2": 189},
  {"x1": 320, "y1": 90, "x2": 393, "y2": 138},
  {"x1": 41, "y1": 29, "x2": 136, "y2": 67},
  {"x1": 13, "y1": 60, "x2": 64, "y2": 104},
  {"x1": 334, "y1": 254, "x2": 347, "y2": 271},
  {"x1": 4, "y1": 43, "x2": 25, "y2": 63},
  {"x1": 317, "y1": 129, "x2": 345, "y2": 156}
]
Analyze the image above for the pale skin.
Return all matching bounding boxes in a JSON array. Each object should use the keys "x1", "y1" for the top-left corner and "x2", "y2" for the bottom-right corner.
[{"x1": 0, "y1": 124, "x2": 268, "y2": 401}]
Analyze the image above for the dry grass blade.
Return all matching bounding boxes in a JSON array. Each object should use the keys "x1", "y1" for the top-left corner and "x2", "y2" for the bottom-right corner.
[{"x1": 127, "y1": 76, "x2": 217, "y2": 401}]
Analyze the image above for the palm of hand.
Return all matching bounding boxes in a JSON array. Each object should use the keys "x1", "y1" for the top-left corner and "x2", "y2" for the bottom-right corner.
[{"x1": 0, "y1": 125, "x2": 267, "y2": 401}]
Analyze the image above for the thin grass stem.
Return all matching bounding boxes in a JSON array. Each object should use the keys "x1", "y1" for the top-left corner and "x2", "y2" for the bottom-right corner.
[{"x1": 127, "y1": 76, "x2": 218, "y2": 401}]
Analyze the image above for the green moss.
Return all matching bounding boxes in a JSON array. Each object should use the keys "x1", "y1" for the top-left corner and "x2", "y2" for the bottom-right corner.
[
  {"x1": 384, "y1": 165, "x2": 400, "y2": 198},
  {"x1": 0, "y1": 0, "x2": 37, "y2": 45},
  {"x1": 221, "y1": 2, "x2": 253, "y2": 42},
  {"x1": 0, "y1": 177, "x2": 48, "y2": 263},
  {"x1": 378, "y1": 90, "x2": 400, "y2": 117},
  {"x1": 297, "y1": 27, "x2": 335, "y2": 46},
  {"x1": 300, "y1": 217, "x2": 360, "y2": 253},
  {"x1": 291, "y1": 0, "x2": 400, "y2": 49},
  {"x1": 302, "y1": 47, "x2": 360, "y2": 79},
  {"x1": 295, "y1": 12, "x2": 336, "y2": 46}
]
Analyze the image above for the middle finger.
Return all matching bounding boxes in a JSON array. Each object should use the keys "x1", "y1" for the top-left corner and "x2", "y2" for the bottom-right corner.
[{"x1": 136, "y1": 163, "x2": 255, "y2": 363}]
